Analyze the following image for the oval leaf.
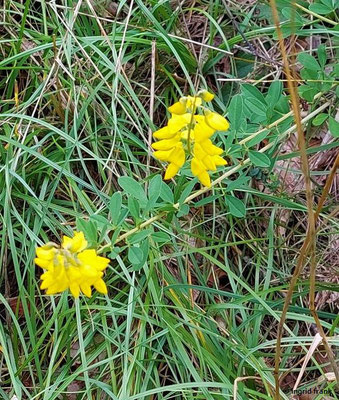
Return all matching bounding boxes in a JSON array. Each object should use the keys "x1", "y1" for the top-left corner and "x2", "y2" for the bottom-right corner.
[
  {"x1": 118, "y1": 176, "x2": 148, "y2": 207},
  {"x1": 225, "y1": 195, "x2": 246, "y2": 218},
  {"x1": 249, "y1": 150, "x2": 271, "y2": 167},
  {"x1": 109, "y1": 191, "x2": 122, "y2": 225}
]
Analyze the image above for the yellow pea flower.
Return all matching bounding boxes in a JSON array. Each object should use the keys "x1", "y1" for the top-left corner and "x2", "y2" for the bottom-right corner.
[
  {"x1": 200, "y1": 90, "x2": 215, "y2": 102},
  {"x1": 168, "y1": 98, "x2": 187, "y2": 115},
  {"x1": 153, "y1": 126, "x2": 177, "y2": 140},
  {"x1": 153, "y1": 91, "x2": 230, "y2": 187},
  {"x1": 191, "y1": 157, "x2": 212, "y2": 187},
  {"x1": 204, "y1": 110, "x2": 230, "y2": 131},
  {"x1": 35, "y1": 231, "x2": 110, "y2": 298}
]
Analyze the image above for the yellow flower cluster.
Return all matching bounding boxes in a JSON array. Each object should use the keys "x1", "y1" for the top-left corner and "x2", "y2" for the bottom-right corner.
[
  {"x1": 152, "y1": 90, "x2": 229, "y2": 187},
  {"x1": 35, "y1": 231, "x2": 109, "y2": 298}
]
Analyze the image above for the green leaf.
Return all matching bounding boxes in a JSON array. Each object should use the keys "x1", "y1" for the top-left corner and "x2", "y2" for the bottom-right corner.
[
  {"x1": 297, "y1": 52, "x2": 321, "y2": 71},
  {"x1": 312, "y1": 113, "x2": 328, "y2": 126},
  {"x1": 177, "y1": 204, "x2": 189, "y2": 218},
  {"x1": 109, "y1": 191, "x2": 122, "y2": 225},
  {"x1": 245, "y1": 97, "x2": 267, "y2": 117},
  {"x1": 329, "y1": 116, "x2": 339, "y2": 138},
  {"x1": 228, "y1": 94, "x2": 244, "y2": 132},
  {"x1": 178, "y1": 179, "x2": 196, "y2": 206},
  {"x1": 225, "y1": 195, "x2": 246, "y2": 218},
  {"x1": 225, "y1": 175, "x2": 251, "y2": 192},
  {"x1": 160, "y1": 181, "x2": 174, "y2": 203},
  {"x1": 146, "y1": 175, "x2": 162, "y2": 211},
  {"x1": 148, "y1": 175, "x2": 162, "y2": 202},
  {"x1": 90, "y1": 215, "x2": 109, "y2": 230},
  {"x1": 116, "y1": 209, "x2": 129, "y2": 226},
  {"x1": 317, "y1": 44, "x2": 327, "y2": 68},
  {"x1": 128, "y1": 229, "x2": 153, "y2": 244},
  {"x1": 76, "y1": 218, "x2": 97, "y2": 245},
  {"x1": 309, "y1": 3, "x2": 333, "y2": 14},
  {"x1": 248, "y1": 151, "x2": 271, "y2": 167},
  {"x1": 266, "y1": 81, "x2": 282, "y2": 106},
  {"x1": 128, "y1": 196, "x2": 140, "y2": 220},
  {"x1": 129, "y1": 240, "x2": 149, "y2": 271},
  {"x1": 298, "y1": 85, "x2": 318, "y2": 102},
  {"x1": 128, "y1": 246, "x2": 144, "y2": 265},
  {"x1": 320, "y1": 0, "x2": 334, "y2": 8},
  {"x1": 241, "y1": 83, "x2": 267, "y2": 104},
  {"x1": 195, "y1": 195, "x2": 222, "y2": 207},
  {"x1": 118, "y1": 176, "x2": 148, "y2": 207},
  {"x1": 151, "y1": 231, "x2": 171, "y2": 243}
]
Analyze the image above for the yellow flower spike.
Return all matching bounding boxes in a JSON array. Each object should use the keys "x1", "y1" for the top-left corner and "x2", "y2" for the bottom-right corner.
[
  {"x1": 204, "y1": 110, "x2": 230, "y2": 131},
  {"x1": 199, "y1": 90, "x2": 215, "y2": 102},
  {"x1": 152, "y1": 92, "x2": 230, "y2": 187},
  {"x1": 35, "y1": 231, "x2": 110, "y2": 298},
  {"x1": 168, "y1": 98, "x2": 187, "y2": 115}
]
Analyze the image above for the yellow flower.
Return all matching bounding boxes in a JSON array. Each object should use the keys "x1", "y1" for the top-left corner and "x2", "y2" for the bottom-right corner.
[
  {"x1": 35, "y1": 231, "x2": 109, "y2": 298},
  {"x1": 199, "y1": 90, "x2": 215, "y2": 102},
  {"x1": 204, "y1": 110, "x2": 230, "y2": 131},
  {"x1": 153, "y1": 91, "x2": 229, "y2": 187}
]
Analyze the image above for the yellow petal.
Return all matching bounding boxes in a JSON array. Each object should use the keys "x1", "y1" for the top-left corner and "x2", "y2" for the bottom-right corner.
[
  {"x1": 66, "y1": 266, "x2": 82, "y2": 282},
  {"x1": 40, "y1": 278, "x2": 54, "y2": 290},
  {"x1": 180, "y1": 128, "x2": 195, "y2": 140},
  {"x1": 69, "y1": 283, "x2": 80, "y2": 298},
  {"x1": 93, "y1": 279, "x2": 108, "y2": 295},
  {"x1": 201, "y1": 155, "x2": 216, "y2": 171},
  {"x1": 168, "y1": 99, "x2": 187, "y2": 115},
  {"x1": 35, "y1": 258, "x2": 52, "y2": 269},
  {"x1": 36, "y1": 247, "x2": 55, "y2": 260},
  {"x1": 80, "y1": 264, "x2": 98, "y2": 278},
  {"x1": 205, "y1": 112, "x2": 230, "y2": 131},
  {"x1": 191, "y1": 157, "x2": 206, "y2": 176},
  {"x1": 193, "y1": 121, "x2": 215, "y2": 142},
  {"x1": 194, "y1": 144, "x2": 216, "y2": 171},
  {"x1": 201, "y1": 139, "x2": 223, "y2": 155},
  {"x1": 46, "y1": 286, "x2": 60, "y2": 295},
  {"x1": 193, "y1": 143, "x2": 205, "y2": 160},
  {"x1": 62, "y1": 231, "x2": 88, "y2": 253},
  {"x1": 153, "y1": 149, "x2": 174, "y2": 162},
  {"x1": 152, "y1": 136, "x2": 180, "y2": 151},
  {"x1": 153, "y1": 126, "x2": 177, "y2": 139},
  {"x1": 80, "y1": 283, "x2": 92, "y2": 298},
  {"x1": 168, "y1": 145, "x2": 185, "y2": 166},
  {"x1": 213, "y1": 155, "x2": 227, "y2": 166},
  {"x1": 186, "y1": 96, "x2": 202, "y2": 110},
  {"x1": 78, "y1": 250, "x2": 110, "y2": 271},
  {"x1": 197, "y1": 172, "x2": 211, "y2": 187},
  {"x1": 164, "y1": 163, "x2": 180, "y2": 180},
  {"x1": 200, "y1": 90, "x2": 214, "y2": 102},
  {"x1": 168, "y1": 113, "x2": 191, "y2": 133}
]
